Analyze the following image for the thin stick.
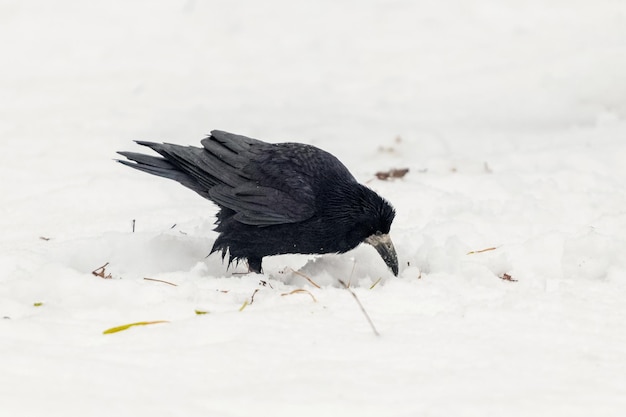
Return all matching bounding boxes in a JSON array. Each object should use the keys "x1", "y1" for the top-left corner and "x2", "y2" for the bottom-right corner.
[
  {"x1": 347, "y1": 259, "x2": 357, "y2": 288},
  {"x1": 250, "y1": 288, "x2": 260, "y2": 304},
  {"x1": 288, "y1": 268, "x2": 321, "y2": 289},
  {"x1": 92, "y1": 262, "x2": 112, "y2": 279},
  {"x1": 369, "y1": 277, "x2": 382, "y2": 290},
  {"x1": 132, "y1": 219, "x2": 136, "y2": 233},
  {"x1": 281, "y1": 288, "x2": 317, "y2": 302},
  {"x1": 143, "y1": 277, "x2": 178, "y2": 286},
  {"x1": 338, "y1": 279, "x2": 380, "y2": 337},
  {"x1": 92, "y1": 262, "x2": 109, "y2": 274},
  {"x1": 467, "y1": 247, "x2": 497, "y2": 255}
]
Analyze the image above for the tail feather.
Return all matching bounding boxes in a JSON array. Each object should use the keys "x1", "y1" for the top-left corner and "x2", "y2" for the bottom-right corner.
[
  {"x1": 116, "y1": 147, "x2": 211, "y2": 199},
  {"x1": 154, "y1": 146, "x2": 219, "y2": 191},
  {"x1": 117, "y1": 150, "x2": 173, "y2": 170},
  {"x1": 118, "y1": 131, "x2": 268, "y2": 201}
]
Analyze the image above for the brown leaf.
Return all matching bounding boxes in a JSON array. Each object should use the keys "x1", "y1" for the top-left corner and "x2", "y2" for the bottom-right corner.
[
  {"x1": 375, "y1": 168, "x2": 409, "y2": 181},
  {"x1": 499, "y1": 273, "x2": 518, "y2": 282}
]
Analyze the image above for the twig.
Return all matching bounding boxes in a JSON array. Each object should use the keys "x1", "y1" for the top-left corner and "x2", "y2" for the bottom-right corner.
[
  {"x1": 288, "y1": 268, "x2": 321, "y2": 289},
  {"x1": 281, "y1": 289, "x2": 317, "y2": 302},
  {"x1": 92, "y1": 262, "x2": 109, "y2": 273},
  {"x1": 467, "y1": 247, "x2": 497, "y2": 255},
  {"x1": 369, "y1": 277, "x2": 382, "y2": 289},
  {"x1": 92, "y1": 262, "x2": 112, "y2": 279},
  {"x1": 132, "y1": 219, "x2": 135, "y2": 233},
  {"x1": 143, "y1": 277, "x2": 178, "y2": 286},
  {"x1": 239, "y1": 289, "x2": 260, "y2": 312},
  {"x1": 338, "y1": 279, "x2": 380, "y2": 337},
  {"x1": 250, "y1": 288, "x2": 260, "y2": 304},
  {"x1": 347, "y1": 259, "x2": 357, "y2": 288}
]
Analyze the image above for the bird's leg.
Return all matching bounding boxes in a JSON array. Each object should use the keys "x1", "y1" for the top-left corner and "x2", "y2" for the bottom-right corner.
[{"x1": 247, "y1": 257, "x2": 263, "y2": 274}]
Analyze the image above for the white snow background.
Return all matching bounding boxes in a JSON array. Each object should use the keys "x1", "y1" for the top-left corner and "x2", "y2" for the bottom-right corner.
[{"x1": 2, "y1": 1, "x2": 626, "y2": 416}]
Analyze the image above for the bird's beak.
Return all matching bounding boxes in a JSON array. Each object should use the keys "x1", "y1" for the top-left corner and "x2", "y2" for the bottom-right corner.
[{"x1": 365, "y1": 233, "x2": 399, "y2": 276}]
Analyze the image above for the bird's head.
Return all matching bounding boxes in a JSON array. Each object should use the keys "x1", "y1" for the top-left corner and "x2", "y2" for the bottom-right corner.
[{"x1": 343, "y1": 185, "x2": 398, "y2": 276}]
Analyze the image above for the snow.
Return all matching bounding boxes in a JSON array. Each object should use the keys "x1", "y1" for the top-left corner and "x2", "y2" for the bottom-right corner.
[{"x1": 2, "y1": 0, "x2": 626, "y2": 416}]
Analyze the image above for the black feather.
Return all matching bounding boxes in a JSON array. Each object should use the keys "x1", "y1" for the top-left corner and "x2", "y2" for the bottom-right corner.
[{"x1": 117, "y1": 130, "x2": 398, "y2": 275}]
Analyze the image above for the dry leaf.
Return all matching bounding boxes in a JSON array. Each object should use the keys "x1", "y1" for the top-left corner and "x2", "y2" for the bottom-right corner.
[
  {"x1": 499, "y1": 273, "x2": 518, "y2": 282},
  {"x1": 375, "y1": 168, "x2": 409, "y2": 181}
]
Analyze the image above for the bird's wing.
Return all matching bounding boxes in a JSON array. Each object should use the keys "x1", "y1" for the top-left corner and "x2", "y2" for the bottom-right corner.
[
  {"x1": 209, "y1": 183, "x2": 315, "y2": 226},
  {"x1": 203, "y1": 131, "x2": 317, "y2": 226},
  {"x1": 120, "y1": 131, "x2": 318, "y2": 226}
]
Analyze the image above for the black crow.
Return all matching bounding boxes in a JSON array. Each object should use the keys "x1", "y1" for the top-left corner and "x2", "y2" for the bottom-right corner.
[{"x1": 117, "y1": 130, "x2": 398, "y2": 275}]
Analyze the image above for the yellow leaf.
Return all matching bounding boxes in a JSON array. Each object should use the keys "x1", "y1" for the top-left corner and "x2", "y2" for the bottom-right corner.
[
  {"x1": 103, "y1": 320, "x2": 168, "y2": 334},
  {"x1": 33, "y1": 302, "x2": 43, "y2": 307}
]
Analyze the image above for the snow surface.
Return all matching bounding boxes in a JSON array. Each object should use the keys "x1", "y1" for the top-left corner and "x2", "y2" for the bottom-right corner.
[{"x1": 2, "y1": 1, "x2": 626, "y2": 416}]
